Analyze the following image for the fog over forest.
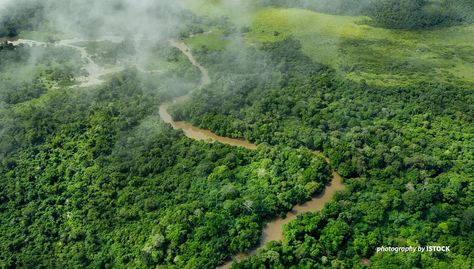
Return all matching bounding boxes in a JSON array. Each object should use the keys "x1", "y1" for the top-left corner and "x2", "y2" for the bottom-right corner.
[{"x1": 0, "y1": 0, "x2": 473, "y2": 269}]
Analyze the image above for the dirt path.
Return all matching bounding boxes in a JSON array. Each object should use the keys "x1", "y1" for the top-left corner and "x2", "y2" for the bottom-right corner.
[{"x1": 160, "y1": 40, "x2": 346, "y2": 269}]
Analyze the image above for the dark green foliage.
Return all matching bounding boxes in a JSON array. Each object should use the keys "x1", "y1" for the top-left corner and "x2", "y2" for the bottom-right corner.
[
  {"x1": 0, "y1": 45, "x2": 331, "y2": 268},
  {"x1": 258, "y1": 0, "x2": 370, "y2": 16},
  {"x1": 174, "y1": 38, "x2": 473, "y2": 267},
  {"x1": 374, "y1": 0, "x2": 443, "y2": 28},
  {"x1": 366, "y1": 0, "x2": 474, "y2": 29},
  {"x1": 259, "y1": 0, "x2": 474, "y2": 29},
  {"x1": 0, "y1": 43, "x2": 83, "y2": 107},
  {"x1": 0, "y1": 0, "x2": 45, "y2": 37},
  {"x1": 0, "y1": 76, "x2": 46, "y2": 104},
  {"x1": 1, "y1": 1, "x2": 473, "y2": 268}
]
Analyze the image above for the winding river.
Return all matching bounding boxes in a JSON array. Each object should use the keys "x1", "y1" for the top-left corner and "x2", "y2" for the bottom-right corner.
[
  {"x1": 8, "y1": 36, "x2": 345, "y2": 268},
  {"x1": 8, "y1": 37, "x2": 125, "y2": 87},
  {"x1": 160, "y1": 40, "x2": 345, "y2": 268}
]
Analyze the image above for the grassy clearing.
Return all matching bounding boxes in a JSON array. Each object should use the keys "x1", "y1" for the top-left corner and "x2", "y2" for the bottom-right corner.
[
  {"x1": 247, "y1": 8, "x2": 474, "y2": 87},
  {"x1": 74, "y1": 40, "x2": 131, "y2": 68},
  {"x1": 73, "y1": 40, "x2": 177, "y2": 72},
  {"x1": 185, "y1": 29, "x2": 229, "y2": 52},
  {"x1": 140, "y1": 57, "x2": 178, "y2": 72},
  {"x1": 183, "y1": 0, "x2": 257, "y2": 26},
  {"x1": 20, "y1": 30, "x2": 71, "y2": 42}
]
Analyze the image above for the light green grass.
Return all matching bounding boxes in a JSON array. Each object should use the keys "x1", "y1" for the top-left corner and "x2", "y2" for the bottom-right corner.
[
  {"x1": 184, "y1": 3, "x2": 473, "y2": 87},
  {"x1": 183, "y1": 0, "x2": 257, "y2": 26},
  {"x1": 185, "y1": 29, "x2": 229, "y2": 52},
  {"x1": 20, "y1": 31, "x2": 71, "y2": 42},
  {"x1": 247, "y1": 8, "x2": 474, "y2": 87}
]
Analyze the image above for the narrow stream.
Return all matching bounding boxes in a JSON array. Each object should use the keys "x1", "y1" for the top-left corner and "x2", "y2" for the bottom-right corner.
[
  {"x1": 8, "y1": 37, "x2": 124, "y2": 87},
  {"x1": 161, "y1": 40, "x2": 346, "y2": 268}
]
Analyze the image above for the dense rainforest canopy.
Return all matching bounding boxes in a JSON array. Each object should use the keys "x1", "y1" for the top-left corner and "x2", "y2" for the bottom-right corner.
[
  {"x1": 179, "y1": 35, "x2": 473, "y2": 268},
  {"x1": 0, "y1": 0, "x2": 473, "y2": 268},
  {"x1": 0, "y1": 40, "x2": 333, "y2": 268}
]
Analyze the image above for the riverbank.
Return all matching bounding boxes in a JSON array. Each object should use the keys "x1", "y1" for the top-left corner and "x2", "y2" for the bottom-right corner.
[{"x1": 160, "y1": 39, "x2": 345, "y2": 269}]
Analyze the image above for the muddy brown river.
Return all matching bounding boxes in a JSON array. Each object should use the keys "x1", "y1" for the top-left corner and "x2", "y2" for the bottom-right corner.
[
  {"x1": 159, "y1": 97, "x2": 257, "y2": 150},
  {"x1": 9, "y1": 35, "x2": 344, "y2": 268},
  {"x1": 161, "y1": 40, "x2": 345, "y2": 268}
]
